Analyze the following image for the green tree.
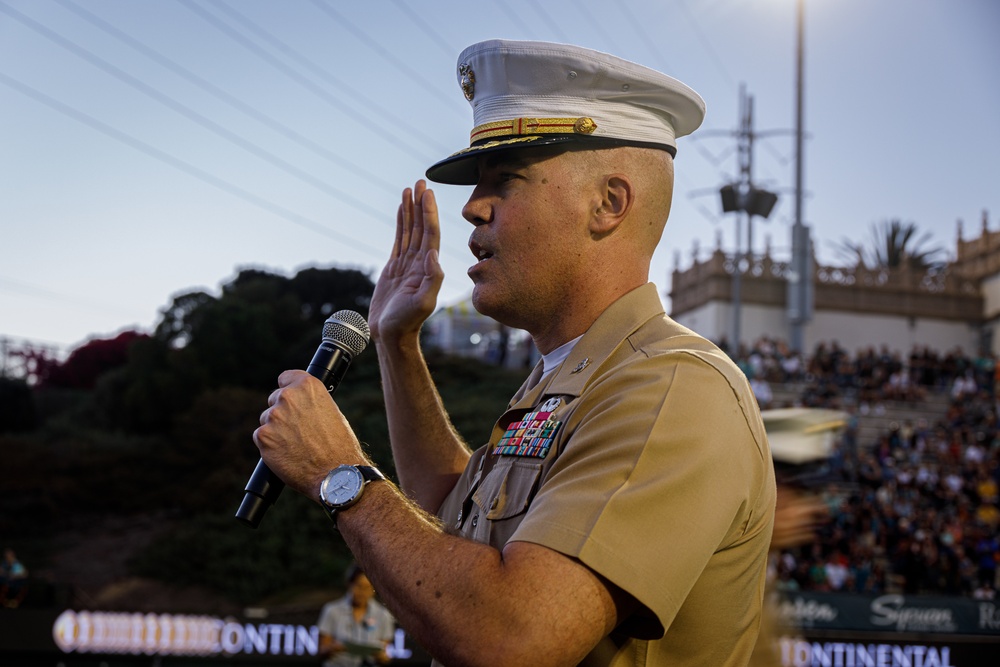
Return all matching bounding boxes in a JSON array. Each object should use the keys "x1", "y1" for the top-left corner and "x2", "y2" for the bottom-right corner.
[
  {"x1": 834, "y1": 219, "x2": 946, "y2": 271},
  {"x1": 93, "y1": 266, "x2": 376, "y2": 434}
]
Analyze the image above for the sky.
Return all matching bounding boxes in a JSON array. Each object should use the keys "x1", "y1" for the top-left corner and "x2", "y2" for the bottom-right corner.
[{"x1": 1, "y1": 0, "x2": 998, "y2": 357}]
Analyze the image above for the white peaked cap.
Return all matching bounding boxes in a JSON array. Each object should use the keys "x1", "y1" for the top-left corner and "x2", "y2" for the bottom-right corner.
[{"x1": 426, "y1": 39, "x2": 707, "y2": 185}]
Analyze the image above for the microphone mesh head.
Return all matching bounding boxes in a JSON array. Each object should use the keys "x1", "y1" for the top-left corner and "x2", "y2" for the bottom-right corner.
[{"x1": 323, "y1": 310, "x2": 371, "y2": 357}]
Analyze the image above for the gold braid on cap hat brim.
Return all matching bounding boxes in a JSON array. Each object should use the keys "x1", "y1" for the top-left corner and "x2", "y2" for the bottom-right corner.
[{"x1": 471, "y1": 117, "x2": 598, "y2": 143}]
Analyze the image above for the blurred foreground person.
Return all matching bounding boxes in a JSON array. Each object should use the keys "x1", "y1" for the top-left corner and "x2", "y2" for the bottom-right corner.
[
  {"x1": 750, "y1": 408, "x2": 845, "y2": 667},
  {"x1": 256, "y1": 40, "x2": 775, "y2": 666},
  {"x1": 318, "y1": 563, "x2": 395, "y2": 667}
]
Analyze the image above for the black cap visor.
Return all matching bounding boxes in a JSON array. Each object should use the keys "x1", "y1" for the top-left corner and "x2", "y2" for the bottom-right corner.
[{"x1": 426, "y1": 135, "x2": 676, "y2": 185}]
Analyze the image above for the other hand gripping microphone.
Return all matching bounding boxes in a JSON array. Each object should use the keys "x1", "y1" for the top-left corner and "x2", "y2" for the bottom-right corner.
[{"x1": 235, "y1": 309, "x2": 370, "y2": 528}]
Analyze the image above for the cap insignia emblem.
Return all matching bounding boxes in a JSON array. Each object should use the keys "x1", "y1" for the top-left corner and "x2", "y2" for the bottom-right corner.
[{"x1": 459, "y1": 63, "x2": 475, "y2": 101}]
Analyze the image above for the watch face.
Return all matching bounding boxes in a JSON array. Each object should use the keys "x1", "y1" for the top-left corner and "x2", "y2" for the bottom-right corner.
[{"x1": 321, "y1": 466, "x2": 364, "y2": 508}]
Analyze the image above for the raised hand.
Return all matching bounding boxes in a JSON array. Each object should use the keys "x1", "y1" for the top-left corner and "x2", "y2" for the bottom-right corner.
[{"x1": 369, "y1": 180, "x2": 445, "y2": 344}]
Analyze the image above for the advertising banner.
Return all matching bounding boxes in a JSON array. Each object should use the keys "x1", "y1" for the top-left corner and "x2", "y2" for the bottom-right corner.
[
  {"x1": 775, "y1": 592, "x2": 1000, "y2": 636},
  {"x1": 1, "y1": 593, "x2": 997, "y2": 666}
]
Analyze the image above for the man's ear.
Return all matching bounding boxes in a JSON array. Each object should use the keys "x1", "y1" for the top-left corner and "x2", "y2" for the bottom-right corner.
[{"x1": 590, "y1": 174, "x2": 633, "y2": 236}]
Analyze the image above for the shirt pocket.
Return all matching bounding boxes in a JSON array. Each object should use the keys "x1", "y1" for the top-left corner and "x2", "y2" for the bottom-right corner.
[{"x1": 469, "y1": 458, "x2": 544, "y2": 544}]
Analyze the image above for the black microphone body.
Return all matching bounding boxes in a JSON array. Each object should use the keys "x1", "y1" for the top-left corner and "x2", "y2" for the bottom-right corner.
[{"x1": 236, "y1": 310, "x2": 370, "y2": 528}]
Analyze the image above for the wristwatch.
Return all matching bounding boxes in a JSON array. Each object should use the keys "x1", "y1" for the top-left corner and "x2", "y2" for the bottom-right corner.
[{"x1": 319, "y1": 464, "x2": 386, "y2": 524}]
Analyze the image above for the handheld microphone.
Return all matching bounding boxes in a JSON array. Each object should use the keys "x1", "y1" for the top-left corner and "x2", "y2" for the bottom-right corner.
[{"x1": 235, "y1": 309, "x2": 370, "y2": 529}]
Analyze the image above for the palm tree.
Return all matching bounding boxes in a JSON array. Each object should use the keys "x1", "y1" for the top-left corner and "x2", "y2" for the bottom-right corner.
[{"x1": 833, "y1": 219, "x2": 947, "y2": 271}]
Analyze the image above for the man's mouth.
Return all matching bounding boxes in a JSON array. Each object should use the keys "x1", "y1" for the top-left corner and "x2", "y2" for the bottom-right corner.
[{"x1": 469, "y1": 240, "x2": 494, "y2": 264}]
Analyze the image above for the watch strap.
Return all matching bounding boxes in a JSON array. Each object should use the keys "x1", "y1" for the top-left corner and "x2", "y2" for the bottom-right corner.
[{"x1": 356, "y1": 465, "x2": 387, "y2": 483}]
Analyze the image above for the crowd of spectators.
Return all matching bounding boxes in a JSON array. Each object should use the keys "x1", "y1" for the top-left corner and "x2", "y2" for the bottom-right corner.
[{"x1": 732, "y1": 337, "x2": 1000, "y2": 599}]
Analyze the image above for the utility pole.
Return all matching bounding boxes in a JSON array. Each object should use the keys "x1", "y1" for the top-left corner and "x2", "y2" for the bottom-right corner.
[
  {"x1": 787, "y1": 0, "x2": 814, "y2": 352},
  {"x1": 719, "y1": 86, "x2": 778, "y2": 353}
]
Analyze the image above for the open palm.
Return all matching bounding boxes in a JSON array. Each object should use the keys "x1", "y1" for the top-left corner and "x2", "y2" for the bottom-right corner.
[{"x1": 369, "y1": 181, "x2": 445, "y2": 343}]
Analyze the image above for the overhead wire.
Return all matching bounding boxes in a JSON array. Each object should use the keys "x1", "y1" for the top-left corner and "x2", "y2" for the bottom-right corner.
[
  {"x1": 574, "y1": 3, "x2": 629, "y2": 56},
  {"x1": 601, "y1": 0, "x2": 754, "y2": 230},
  {"x1": 0, "y1": 2, "x2": 393, "y2": 226},
  {"x1": 495, "y1": 3, "x2": 540, "y2": 40},
  {"x1": 52, "y1": 0, "x2": 402, "y2": 198},
  {"x1": 0, "y1": 71, "x2": 385, "y2": 261},
  {"x1": 306, "y1": 0, "x2": 463, "y2": 117},
  {"x1": 527, "y1": 0, "x2": 571, "y2": 43},
  {"x1": 173, "y1": 0, "x2": 436, "y2": 163},
  {"x1": 6, "y1": 1, "x2": 474, "y2": 270},
  {"x1": 600, "y1": 0, "x2": 721, "y2": 211},
  {"x1": 0, "y1": 275, "x2": 146, "y2": 319},
  {"x1": 612, "y1": 0, "x2": 672, "y2": 71},
  {"x1": 676, "y1": 0, "x2": 736, "y2": 88},
  {"x1": 387, "y1": 0, "x2": 455, "y2": 59},
  {"x1": 207, "y1": 0, "x2": 451, "y2": 154},
  {"x1": 196, "y1": 0, "x2": 474, "y2": 264}
]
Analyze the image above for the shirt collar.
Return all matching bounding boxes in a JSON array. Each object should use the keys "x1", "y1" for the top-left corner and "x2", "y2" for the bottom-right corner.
[
  {"x1": 543, "y1": 283, "x2": 666, "y2": 398},
  {"x1": 541, "y1": 334, "x2": 584, "y2": 377}
]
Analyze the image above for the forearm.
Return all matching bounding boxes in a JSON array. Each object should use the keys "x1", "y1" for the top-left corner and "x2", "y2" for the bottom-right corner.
[
  {"x1": 376, "y1": 332, "x2": 472, "y2": 511},
  {"x1": 336, "y1": 483, "x2": 612, "y2": 667}
]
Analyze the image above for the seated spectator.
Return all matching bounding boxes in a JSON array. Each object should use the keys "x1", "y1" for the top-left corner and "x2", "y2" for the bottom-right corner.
[
  {"x1": 825, "y1": 549, "x2": 851, "y2": 591},
  {"x1": 951, "y1": 371, "x2": 978, "y2": 400},
  {"x1": 750, "y1": 375, "x2": 773, "y2": 409},
  {"x1": 973, "y1": 581, "x2": 996, "y2": 600}
]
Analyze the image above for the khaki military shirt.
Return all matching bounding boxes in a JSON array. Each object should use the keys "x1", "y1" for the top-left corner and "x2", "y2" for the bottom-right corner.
[{"x1": 437, "y1": 283, "x2": 776, "y2": 666}]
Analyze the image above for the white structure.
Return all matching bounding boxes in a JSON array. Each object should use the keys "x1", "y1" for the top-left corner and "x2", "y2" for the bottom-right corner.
[{"x1": 670, "y1": 212, "x2": 992, "y2": 356}]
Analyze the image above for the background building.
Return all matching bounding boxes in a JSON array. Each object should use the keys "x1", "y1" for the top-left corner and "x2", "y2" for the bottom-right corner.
[{"x1": 425, "y1": 211, "x2": 995, "y2": 363}]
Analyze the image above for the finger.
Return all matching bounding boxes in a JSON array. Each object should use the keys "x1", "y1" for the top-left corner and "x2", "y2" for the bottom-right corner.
[
  {"x1": 420, "y1": 185, "x2": 441, "y2": 253},
  {"x1": 410, "y1": 180, "x2": 427, "y2": 253},
  {"x1": 277, "y1": 369, "x2": 308, "y2": 386},
  {"x1": 267, "y1": 387, "x2": 281, "y2": 406},
  {"x1": 392, "y1": 203, "x2": 404, "y2": 260},
  {"x1": 398, "y1": 187, "x2": 413, "y2": 255}
]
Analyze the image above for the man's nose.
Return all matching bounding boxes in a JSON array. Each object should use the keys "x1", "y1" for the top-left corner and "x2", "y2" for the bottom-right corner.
[{"x1": 462, "y1": 186, "x2": 492, "y2": 226}]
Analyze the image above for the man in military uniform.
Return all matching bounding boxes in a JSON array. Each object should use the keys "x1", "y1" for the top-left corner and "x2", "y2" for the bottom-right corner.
[{"x1": 255, "y1": 40, "x2": 776, "y2": 666}]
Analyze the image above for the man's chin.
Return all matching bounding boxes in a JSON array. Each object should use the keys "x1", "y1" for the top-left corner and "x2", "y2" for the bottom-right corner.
[
  {"x1": 471, "y1": 286, "x2": 507, "y2": 321},
  {"x1": 469, "y1": 286, "x2": 491, "y2": 317}
]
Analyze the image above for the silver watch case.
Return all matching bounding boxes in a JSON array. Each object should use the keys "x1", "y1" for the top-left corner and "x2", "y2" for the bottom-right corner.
[{"x1": 319, "y1": 465, "x2": 385, "y2": 516}]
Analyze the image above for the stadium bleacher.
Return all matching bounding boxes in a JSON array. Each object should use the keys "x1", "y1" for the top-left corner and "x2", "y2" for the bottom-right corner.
[{"x1": 736, "y1": 338, "x2": 999, "y2": 600}]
